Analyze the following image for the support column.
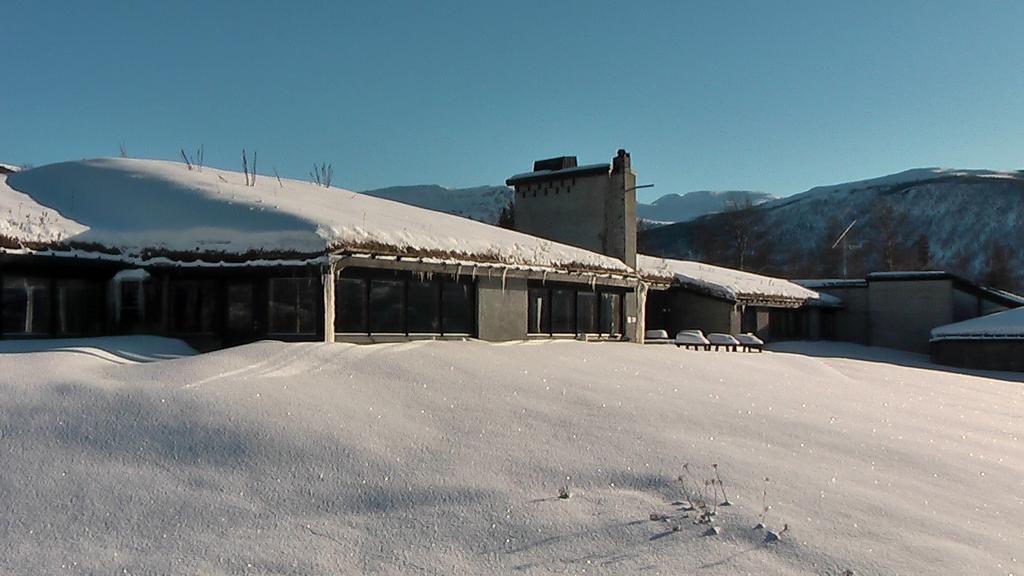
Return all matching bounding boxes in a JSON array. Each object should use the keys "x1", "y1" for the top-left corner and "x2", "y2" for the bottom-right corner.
[{"x1": 322, "y1": 260, "x2": 336, "y2": 343}]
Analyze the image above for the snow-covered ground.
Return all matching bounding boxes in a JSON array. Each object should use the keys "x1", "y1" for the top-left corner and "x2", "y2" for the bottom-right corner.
[{"x1": 1, "y1": 339, "x2": 1021, "y2": 575}]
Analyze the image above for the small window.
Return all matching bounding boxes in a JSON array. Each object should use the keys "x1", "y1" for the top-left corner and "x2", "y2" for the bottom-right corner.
[
  {"x1": 268, "y1": 277, "x2": 317, "y2": 335},
  {"x1": 576, "y1": 291, "x2": 598, "y2": 334},
  {"x1": 527, "y1": 287, "x2": 549, "y2": 334},
  {"x1": 550, "y1": 288, "x2": 575, "y2": 334},
  {"x1": 1, "y1": 276, "x2": 50, "y2": 335},
  {"x1": 441, "y1": 280, "x2": 473, "y2": 334},
  {"x1": 335, "y1": 277, "x2": 367, "y2": 333},
  {"x1": 369, "y1": 278, "x2": 404, "y2": 333},
  {"x1": 408, "y1": 278, "x2": 441, "y2": 333}
]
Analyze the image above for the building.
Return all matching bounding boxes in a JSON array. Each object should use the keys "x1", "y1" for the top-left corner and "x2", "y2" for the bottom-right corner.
[
  {"x1": 638, "y1": 255, "x2": 819, "y2": 340},
  {"x1": 930, "y1": 307, "x2": 1024, "y2": 371},
  {"x1": 1, "y1": 158, "x2": 640, "y2": 349},
  {"x1": 795, "y1": 272, "x2": 1024, "y2": 354}
]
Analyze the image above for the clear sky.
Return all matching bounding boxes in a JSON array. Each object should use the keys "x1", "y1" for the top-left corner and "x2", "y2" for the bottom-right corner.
[{"x1": 3, "y1": 1, "x2": 1023, "y2": 203}]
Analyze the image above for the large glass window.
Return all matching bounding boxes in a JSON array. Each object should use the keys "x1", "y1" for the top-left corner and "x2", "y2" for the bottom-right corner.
[
  {"x1": 335, "y1": 272, "x2": 474, "y2": 336},
  {"x1": 335, "y1": 277, "x2": 367, "y2": 333},
  {"x1": 527, "y1": 283, "x2": 624, "y2": 337},
  {"x1": 441, "y1": 280, "x2": 473, "y2": 334},
  {"x1": 268, "y1": 277, "x2": 317, "y2": 335},
  {"x1": 369, "y1": 279, "x2": 404, "y2": 333},
  {"x1": 576, "y1": 291, "x2": 598, "y2": 334},
  {"x1": 170, "y1": 280, "x2": 218, "y2": 334},
  {"x1": 226, "y1": 283, "x2": 254, "y2": 333},
  {"x1": 551, "y1": 288, "x2": 575, "y2": 334},
  {"x1": 600, "y1": 292, "x2": 622, "y2": 335},
  {"x1": 408, "y1": 278, "x2": 441, "y2": 333},
  {"x1": 56, "y1": 279, "x2": 103, "y2": 336},
  {"x1": 1, "y1": 276, "x2": 50, "y2": 335}
]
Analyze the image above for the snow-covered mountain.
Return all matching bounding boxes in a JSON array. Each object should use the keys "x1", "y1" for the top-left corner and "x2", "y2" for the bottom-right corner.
[
  {"x1": 637, "y1": 190, "x2": 776, "y2": 223},
  {"x1": 640, "y1": 168, "x2": 1024, "y2": 291},
  {"x1": 360, "y1": 184, "x2": 513, "y2": 225}
]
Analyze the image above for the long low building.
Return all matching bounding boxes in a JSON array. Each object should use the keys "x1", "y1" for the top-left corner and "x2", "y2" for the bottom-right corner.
[
  {"x1": 930, "y1": 307, "x2": 1024, "y2": 371},
  {"x1": 1, "y1": 158, "x2": 640, "y2": 349},
  {"x1": 638, "y1": 255, "x2": 818, "y2": 340}
]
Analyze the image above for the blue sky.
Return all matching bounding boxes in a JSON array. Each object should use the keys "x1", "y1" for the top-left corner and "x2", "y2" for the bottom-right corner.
[{"x1": 3, "y1": 1, "x2": 1023, "y2": 202}]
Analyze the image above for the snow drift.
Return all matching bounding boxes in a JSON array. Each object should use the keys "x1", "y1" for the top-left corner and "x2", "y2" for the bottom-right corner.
[{"x1": 1, "y1": 338, "x2": 1020, "y2": 574}]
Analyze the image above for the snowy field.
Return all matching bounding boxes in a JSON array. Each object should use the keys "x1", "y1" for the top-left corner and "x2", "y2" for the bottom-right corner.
[{"x1": 1, "y1": 339, "x2": 1021, "y2": 575}]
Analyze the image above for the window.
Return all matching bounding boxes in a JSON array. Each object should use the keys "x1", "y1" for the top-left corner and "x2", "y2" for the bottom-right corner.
[
  {"x1": 2, "y1": 276, "x2": 50, "y2": 335},
  {"x1": 528, "y1": 288, "x2": 549, "y2": 334},
  {"x1": 551, "y1": 288, "x2": 575, "y2": 334},
  {"x1": 170, "y1": 280, "x2": 218, "y2": 334},
  {"x1": 600, "y1": 292, "x2": 622, "y2": 335},
  {"x1": 576, "y1": 291, "x2": 598, "y2": 334},
  {"x1": 56, "y1": 279, "x2": 103, "y2": 336},
  {"x1": 528, "y1": 283, "x2": 624, "y2": 337},
  {"x1": 441, "y1": 280, "x2": 473, "y2": 334},
  {"x1": 369, "y1": 279, "x2": 404, "y2": 333},
  {"x1": 407, "y1": 278, "x2": 440, "y2": 333},
  {"x1": 268, "y1": 277, "x2": 317, "y2": 335},
  {"x1": 226, "y1": 283, "x2": 254, "y2": 333},
  {"x1": 335, "y1": 277, "x2": 367, "y2": 333},
  {"x1": 334, "y1": 271, "x2": 475, "y2": 336}
]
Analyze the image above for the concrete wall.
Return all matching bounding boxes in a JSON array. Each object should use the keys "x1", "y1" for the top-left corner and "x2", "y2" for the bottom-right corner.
[
  {"x1": 512, "y1": 151, "x2": 637, "y2": 268},
  {"x1": 818, "y1": 286, "x2": 870, "y2": 345},
  {"x1": 931, "y1": 339, "x2": 1024, "y2": 372},
  {"x1": 662, "y1": 290, "x2": 738, "y2": 336},
  {"x1": 869, "y1": 279, "x2": 953, "y2": 353},
  {"x1": 476, "y1": 276, "x2": 528, "y2": 341}
]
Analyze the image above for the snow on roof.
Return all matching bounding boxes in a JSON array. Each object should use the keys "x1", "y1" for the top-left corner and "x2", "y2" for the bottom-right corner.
[
  {"x1": 794, "y1": 278, "x2": 868, "y2": 289},
  {"x1": 0, "y1": 159, "x2": 631, "y2": 274},
  {"x1": 505, "y1": 163, "x2": 610, "y2": 186},
  {"x1": 637, "y1": 254, "x2": 818, "y2": 304},
  {"x1": 0, "y1": 163, "x2": 22, "y2": 174},
  {"x1": 931, "y1": 307, "x2": 1024, "y2": 340}
]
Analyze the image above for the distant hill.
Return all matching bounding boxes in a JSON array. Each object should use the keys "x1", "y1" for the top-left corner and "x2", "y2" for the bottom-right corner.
[
  {"x1": 637, "y1": 190, "x2": 776, "y2": 223},
  {"x1": 640, "y1": 168, "x2": 1024, "y2": 293},
  {"x1": 360, "y1": 185, "x2": 512, "y2": 225}
]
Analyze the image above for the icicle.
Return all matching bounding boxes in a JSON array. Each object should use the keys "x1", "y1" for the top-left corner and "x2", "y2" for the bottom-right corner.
[
  {"x1": 501, "y1": 268, "x2": 508, "y2": 292},
  {"x1": 591, "y1": 275, "x2": 597, "y2": 291},
  {"x1": 471, "y1": 266, "x2": 478, "y2": 280},
  {"x1": 542, "y1": 270, "x2": 548, "y2": 285},
  {"x1": 456, "y1": 264, "x2": 462, "y2": 278}
]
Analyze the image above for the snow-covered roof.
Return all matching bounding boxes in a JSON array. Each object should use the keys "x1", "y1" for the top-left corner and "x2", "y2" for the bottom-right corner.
[
  {"x1": 931, "y1": 307, "x2": 1024, "y2": 341},
  {"x1": 505, "y1": 163, "x2": 610, "y2": 186},
  {"x1": 637, "y1": 254, "x2": 818, "y2": 305},
  {"x1": 794, "y1": 278, "x2": 868, "y2": 289},
  {"x1": 0, "y1": 163, "x2": 21, "y2": 174},
  {"x1": 0, "y1": 159, "x2": 632, "y2": 274}
]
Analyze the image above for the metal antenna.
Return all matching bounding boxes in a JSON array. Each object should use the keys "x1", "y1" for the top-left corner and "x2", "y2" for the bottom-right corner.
[{"x1": 831, "y1": 219, "x2": 858, "y2": 278}]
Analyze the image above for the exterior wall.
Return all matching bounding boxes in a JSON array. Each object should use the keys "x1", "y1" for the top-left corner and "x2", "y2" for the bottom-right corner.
[
  {"x1": 476, "y1": 276, "x2": 528, "y2": 341},
  {"x1": 869, "y1": 279, "x2": 953, "y2": 353},
  {"x1": 514, "y1": 176, "x2": 608, "y2": 260},
  {"x1": 667, "y1": 290, "x2": 737, "y2": 335},
  {"x1": 512, "y1": 151, "x2": 637, "y2": 268},
  {"x1": 819, "y1": 286, "x2": 870, "y2": 345},
  {"x1": 931, "y1": 339, "x2": 1024, "y2": 372}
]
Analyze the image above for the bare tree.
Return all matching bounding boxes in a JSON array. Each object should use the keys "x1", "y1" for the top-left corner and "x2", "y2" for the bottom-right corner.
[
  {"x1": 119, "y1": 142, "x2": 128, "y2": 158},
  {"x1": 722, "y1": 198, "x2": 756, "y2": 270},
  {"x1": 241, "y1": 149, "x2": 257, "y2": 186},
  {"x1": 310, "y1": 162, "x2": 333, "y2": 188}
]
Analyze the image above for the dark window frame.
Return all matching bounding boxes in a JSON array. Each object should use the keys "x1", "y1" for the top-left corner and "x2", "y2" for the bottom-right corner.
[
  {"x1": 334, "y1": 269, "x2": 476, "y2": 337},
  {"x1": 267, "y1": 276, "x2": 319, "y2": 336},
  {"x1": 526, "y1": 282, "x2": 625, "y2": 337}
]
